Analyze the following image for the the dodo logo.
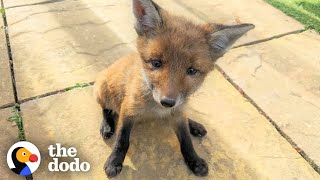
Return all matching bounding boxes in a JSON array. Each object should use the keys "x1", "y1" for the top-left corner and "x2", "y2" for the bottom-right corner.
[{"x1": 7, "y1": 141, "x2": 41, "y2": 176}]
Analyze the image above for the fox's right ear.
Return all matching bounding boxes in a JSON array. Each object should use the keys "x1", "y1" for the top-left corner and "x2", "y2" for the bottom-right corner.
[
  {"x1": 208, "y1": 24, "x2": 255, "y2": 58},
  {"x1": 133, "y1": 0, "x2": 163, "y2": 36}
]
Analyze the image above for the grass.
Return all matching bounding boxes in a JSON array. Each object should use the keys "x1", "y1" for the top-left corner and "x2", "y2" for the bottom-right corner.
[
  {"x1": 8, "y1": 104, "x2": 26, "y2": 141},
  {"x1": 64, "y1": 82, "x2": 92, "y2": 91},
  {"x1": 264, "y1": 0, "x2": 320, "y2": 32},
  {"x1": 0, "y1": 7, "x2": 5, "y2": 17}
]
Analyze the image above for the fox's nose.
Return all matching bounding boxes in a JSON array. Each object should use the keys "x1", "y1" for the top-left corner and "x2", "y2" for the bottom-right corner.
[{"x1": 160, "y1": 97, "x2": 176, "y2": 108}]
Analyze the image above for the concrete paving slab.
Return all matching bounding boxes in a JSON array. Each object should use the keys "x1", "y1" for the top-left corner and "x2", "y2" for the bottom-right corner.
[
  {"x1": 0, "y1": 19, "x2": 14, "y2": 107},
  {"x1": 0, "y1": 108, "x2": 23, "y2": 179},
  {"x1": 4, "y1": 0, "x2": 134, "y2": 100},
  {"x1": 217, "y1": 30, "x2": 320, "y2": 168},
  {"x1": 20, "y1": 71, "x2": 319, "y2": 179},
  {"x1": 171, "y1": 0, "x2": 305, "y2": 45}
]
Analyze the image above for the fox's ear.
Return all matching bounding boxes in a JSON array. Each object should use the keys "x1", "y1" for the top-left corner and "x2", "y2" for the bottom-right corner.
[
  {"x1": 133, "y1": 0, "x2": 162, "y2": 36},
  {"x1": 208, "y1": 24, "x2": 255, "y2": 58}
]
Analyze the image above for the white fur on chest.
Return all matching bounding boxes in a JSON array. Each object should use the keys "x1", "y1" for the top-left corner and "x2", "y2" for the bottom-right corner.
[
  {"x1": 144, "y1": 106, "x2": 173, "y2": 119},
  {"x1": 139, "y1": 101, "x2": 175, "y2": 120}
]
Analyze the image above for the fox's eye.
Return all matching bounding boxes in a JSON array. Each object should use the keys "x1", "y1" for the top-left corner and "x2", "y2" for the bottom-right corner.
[
  {"x1": 151, "y1": 59, "x2": 162, "y2": 69},
  {"x1": 22, "y1": 152, "x2": 26, "y2": 156},
  {"x1": 187, "y1": 67, "x2": 198, "y2": 75}
]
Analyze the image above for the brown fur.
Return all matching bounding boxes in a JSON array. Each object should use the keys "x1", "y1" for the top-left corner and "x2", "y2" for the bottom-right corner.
[
  {"x1": 94, "y1": 0, "x2": 253, "y2": 177},
  {"x1": 94, "y1": 11, "x2": 217, "y2": 119}
]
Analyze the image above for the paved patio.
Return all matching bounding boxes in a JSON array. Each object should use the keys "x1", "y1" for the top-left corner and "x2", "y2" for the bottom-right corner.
[{"x1": 1, "y1": 0, "x2": 319, "y2": 179}]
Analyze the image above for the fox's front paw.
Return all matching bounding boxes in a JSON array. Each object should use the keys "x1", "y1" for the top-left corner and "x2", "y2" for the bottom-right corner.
[
  {"x1": 104, "y1": 157, "x2": 123, "y2": 178},
  {"x1": 100, "y1": 120, "x2": 114, "y2": 139},
  {"x1": 189, "y1": 120, "x2": 207, "y2": 137},
  {"x1": 187, "y1": 157, "x2": 208, "y2": 177}
]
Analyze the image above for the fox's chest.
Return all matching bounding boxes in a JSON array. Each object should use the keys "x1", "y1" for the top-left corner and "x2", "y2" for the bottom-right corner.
[
  {"x1": 139, "y1": 101, "x2": 174, "y2": 120},
  {"x1": 144, "y1": 106, "x2": 173, "y2": 119}
]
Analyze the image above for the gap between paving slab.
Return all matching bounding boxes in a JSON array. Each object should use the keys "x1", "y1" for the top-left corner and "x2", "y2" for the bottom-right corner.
[
  {"x1": 1, "y1": 1, "x2": 32, "y2": 179},
  {"x1": 1, "y1": 0, "x2": 25, "y2": 140},
  {"x1": 0, "y1": 0, "x2": 15, "y2": 108},
  {"x1": 234, "y1": 29, "x2": 306, "y2": 48},
  {"x1": 1, "y1": 0, "x2": 18, "y2": 103}
]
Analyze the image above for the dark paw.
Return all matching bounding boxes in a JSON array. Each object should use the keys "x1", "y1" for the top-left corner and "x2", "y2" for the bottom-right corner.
[
  {"x1": 100, "y1": 121, "x2": 114, "y2": 139},
  {"x1": 189, "y1": 120, "x2": 207, "y2": 137},
  {"x1": 104, "y1": 159, "x2": 123, "y2": 178},
  {"x1": 187, "y1": 158, "x2": 208, "y2": 176}
]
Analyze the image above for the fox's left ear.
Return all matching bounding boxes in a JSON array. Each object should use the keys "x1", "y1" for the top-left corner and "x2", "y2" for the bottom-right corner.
[{"x1": 208, "y1": 24, "x2": 255, "y2": 58}]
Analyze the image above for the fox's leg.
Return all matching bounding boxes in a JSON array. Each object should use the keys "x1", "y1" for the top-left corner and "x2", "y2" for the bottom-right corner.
[
  {"x1": 188, "y1": 119, "x2": 207, "y2": 137},
  {"x1": 100, "y1": 109, "x2": 118, "y2": 139},
  {"x1": 104, "y1": 113, "x2": 134, "y2": 178},
  {"x1": 175, "y1": 119, "x2": 208, "y2": 176}
]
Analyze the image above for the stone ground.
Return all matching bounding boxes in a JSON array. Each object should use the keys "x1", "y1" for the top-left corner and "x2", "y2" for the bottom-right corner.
[{"x1": 0, "y1": 0, "x2": 319, "y2": 179}]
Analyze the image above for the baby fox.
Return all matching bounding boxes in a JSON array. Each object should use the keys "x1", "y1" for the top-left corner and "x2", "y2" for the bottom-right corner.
[{"x1": 94, "y1": 0, "x2": 254, "y2": 177}]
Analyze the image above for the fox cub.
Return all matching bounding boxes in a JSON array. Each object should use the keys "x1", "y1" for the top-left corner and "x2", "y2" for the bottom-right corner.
[{"x1": 94, "y1": 0, "x2": 254, "y2": 177}]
